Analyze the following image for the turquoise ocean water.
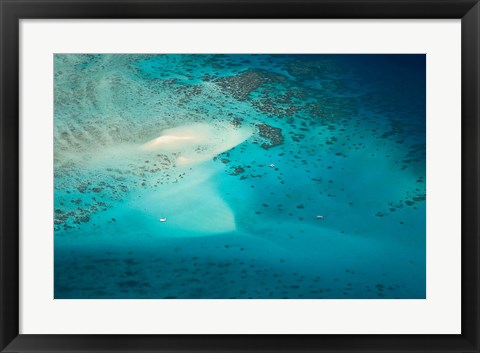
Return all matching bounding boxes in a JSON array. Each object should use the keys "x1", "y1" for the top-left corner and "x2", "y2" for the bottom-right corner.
[{"x1": 54, "y1": 54, "x2": 426, "y2": 299}]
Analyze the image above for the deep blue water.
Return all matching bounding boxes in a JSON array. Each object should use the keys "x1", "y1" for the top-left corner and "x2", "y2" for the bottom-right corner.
[{"x1": 54, "y1": 54, "x2": 426, "y2": 299}]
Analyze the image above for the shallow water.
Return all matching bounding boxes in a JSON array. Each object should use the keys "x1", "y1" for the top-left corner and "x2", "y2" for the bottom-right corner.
[{"x1": 54, "y1": 54, "x2": 426, "y2": 299}]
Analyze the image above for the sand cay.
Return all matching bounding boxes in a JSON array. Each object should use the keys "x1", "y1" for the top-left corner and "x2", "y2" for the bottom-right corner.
[{"x1": 142, "y1": 122, "x2": 254, "y2": 166}]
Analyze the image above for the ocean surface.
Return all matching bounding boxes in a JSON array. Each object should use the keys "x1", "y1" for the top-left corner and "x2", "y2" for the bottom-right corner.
[{"x1": 54, "y1": 54, "x2": 426, "y2": 299}]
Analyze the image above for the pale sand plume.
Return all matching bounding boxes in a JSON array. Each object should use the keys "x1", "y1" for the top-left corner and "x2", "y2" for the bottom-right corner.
[{"x1": 141, "y1": 122, "x2": 254, "y2": 166}]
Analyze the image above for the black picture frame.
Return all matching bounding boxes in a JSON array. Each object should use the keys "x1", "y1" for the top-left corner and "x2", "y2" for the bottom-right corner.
[{"x1": 1, "y1": 0, "x2": 478, "y2": 352}]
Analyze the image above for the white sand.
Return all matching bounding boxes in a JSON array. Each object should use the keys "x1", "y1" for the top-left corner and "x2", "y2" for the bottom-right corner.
[
  {"x1": 143, "y1": 135, "x2": 196, "y2": 148},
  {"x1": 142, "y1": 122, "x2": 253, "y2": 166}
]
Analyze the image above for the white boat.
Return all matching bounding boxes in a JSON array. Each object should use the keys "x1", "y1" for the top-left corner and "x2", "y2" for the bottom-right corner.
[{"x1": 160, "y1": 217, "x2": 167, "y2": 222}]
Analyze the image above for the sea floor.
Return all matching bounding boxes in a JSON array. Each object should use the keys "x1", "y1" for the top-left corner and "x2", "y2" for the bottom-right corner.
[{"x1": 54, "y1": 54, "x2": 426, "y2": 299}]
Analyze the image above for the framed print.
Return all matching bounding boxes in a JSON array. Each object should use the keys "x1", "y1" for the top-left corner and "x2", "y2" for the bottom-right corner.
[{"x1": 0, "y1": 0, "x2": 479, "y2": 352}]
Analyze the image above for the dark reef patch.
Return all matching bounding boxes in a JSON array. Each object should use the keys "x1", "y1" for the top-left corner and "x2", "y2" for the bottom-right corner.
[
  {"x1": 256, "y1": 123, "x2": 284, "y2": 149},
  {"x1": 230, "y1": 166, "x2": 246, "y2": 176}
]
